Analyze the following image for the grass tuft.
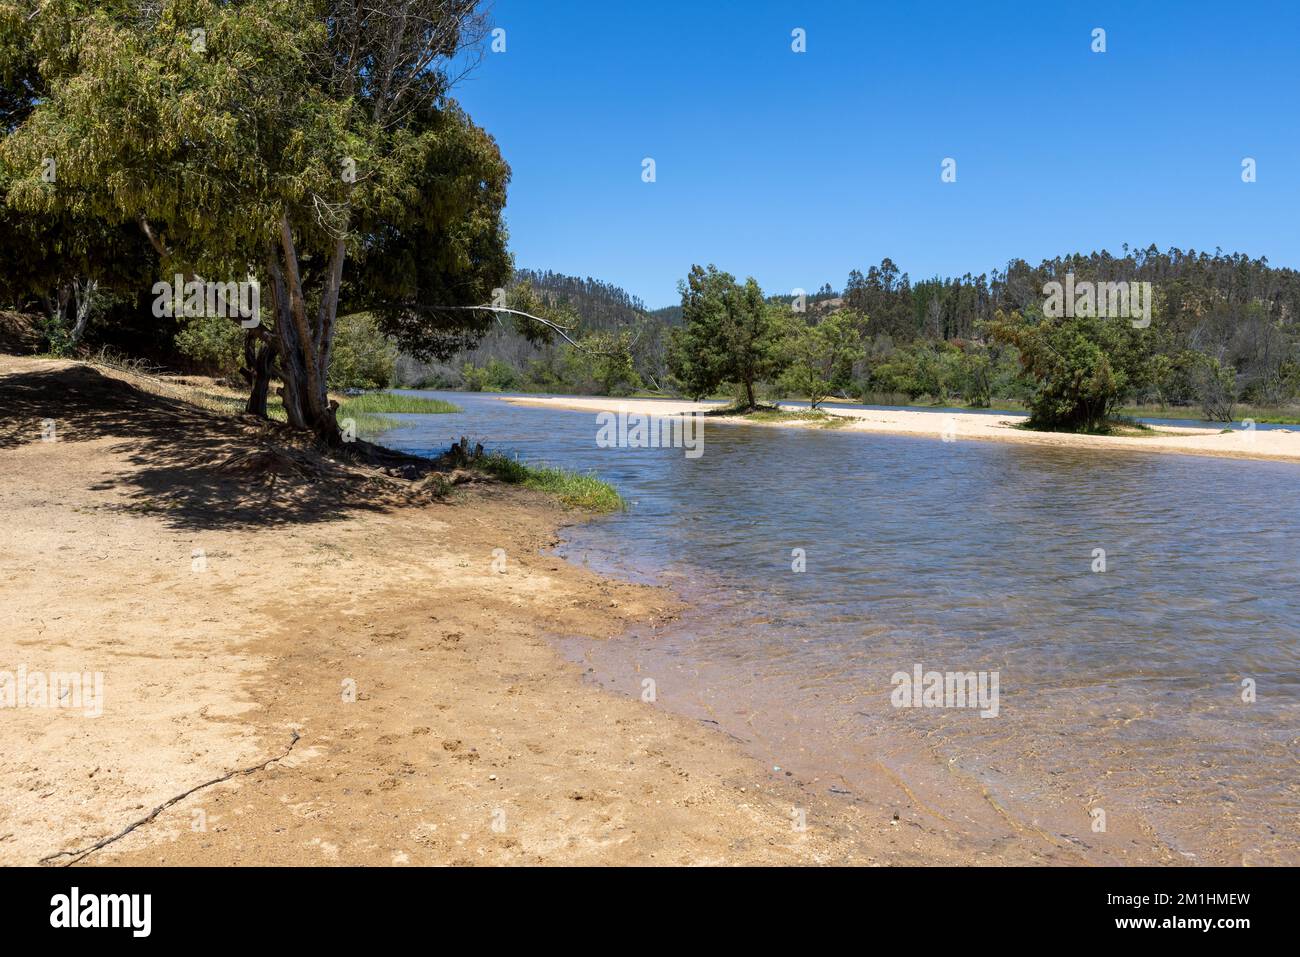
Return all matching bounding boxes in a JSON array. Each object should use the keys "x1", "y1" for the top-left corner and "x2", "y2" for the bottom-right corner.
[
  {"x1": 739, "y1": 406, "x2": 849, "y2": 428},
  {"x1": 472, "y1": 451, "x2": 625, "y2": 512}
]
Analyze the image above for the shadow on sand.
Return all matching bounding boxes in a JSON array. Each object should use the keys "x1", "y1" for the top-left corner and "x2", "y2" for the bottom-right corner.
[{"x1": 0, "y1": 363, "x2": 446, "y2": 531}]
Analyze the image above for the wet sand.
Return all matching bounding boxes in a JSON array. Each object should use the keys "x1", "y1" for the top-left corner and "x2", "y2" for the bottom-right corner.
[{"x1": 505, "y1": 396, "x2": 1300, "y2": 464}]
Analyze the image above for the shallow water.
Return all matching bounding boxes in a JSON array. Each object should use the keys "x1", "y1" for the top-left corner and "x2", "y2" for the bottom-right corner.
[{"x1": 380, "y1": 390, "x2": 1300, "y2": 864}]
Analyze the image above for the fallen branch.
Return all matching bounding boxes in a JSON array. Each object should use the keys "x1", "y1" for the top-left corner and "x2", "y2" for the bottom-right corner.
[
  {"x1": 438, "y1": 305, "x2": 622, "y2": 356},
  {"x1": 39, "y1": 730, "x2": 302, "y2": 867}
]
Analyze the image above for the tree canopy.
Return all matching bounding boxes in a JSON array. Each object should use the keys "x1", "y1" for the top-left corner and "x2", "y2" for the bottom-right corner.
[
  {"x1": 1, "y1": 0, "x2": 511, "y2": 439},
  {"x1": 668, "y1": 265, "x2": 785, "y2": 408}
]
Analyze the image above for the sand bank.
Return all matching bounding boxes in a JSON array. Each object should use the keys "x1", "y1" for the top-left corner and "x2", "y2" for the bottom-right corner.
[{"x1": 505, "y1": 396, "x2": 1300, "y2": 464}]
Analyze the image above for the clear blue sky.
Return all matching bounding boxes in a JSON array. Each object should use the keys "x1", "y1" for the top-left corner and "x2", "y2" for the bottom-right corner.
[{"x1": 454, "y1": 0, "x2": 1300, "y2": 308}]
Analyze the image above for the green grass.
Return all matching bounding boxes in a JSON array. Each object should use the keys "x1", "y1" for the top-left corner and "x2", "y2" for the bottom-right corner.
[
  {"x1": 338, "y1": 392, "x2": 461, "y2": 415},
  {"x1": 336, "y1": 392, "x2": 460, "y2": 435},
  {"x1": 473, "y1": 452, "x2": 625, "y2": 512},
  {"x1": 716, "y1": 404, "x2": 850, "y2": 429},
  {"x1": 1013, "y1": 415, "x2": 1158, "y2": 437},
  {"x1": 1116, "y1": 403, "x2": 1300, "y2": 425},
  {"x1": 342, "y1": 411, "x2": 399, "y2": 433},
  {"x1": 1104, "y1": 415, "x2": 1157, "y2": 436}
]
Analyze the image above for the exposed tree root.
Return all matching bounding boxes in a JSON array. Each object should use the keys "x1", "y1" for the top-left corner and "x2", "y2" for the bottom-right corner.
[{"x1": 39, "y1": 730, "x2": 302, "y2": 867}]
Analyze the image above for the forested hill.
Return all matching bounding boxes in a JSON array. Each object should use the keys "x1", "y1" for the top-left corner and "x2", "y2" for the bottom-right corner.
[
  {"x1": 512, "y1": 269, "x2": 652, "y2": 331},
  {"x1": 844, "y1": 247, "x2": 1300, "y2": 345},
  {"x1": 395, "y1": 246, "x2": 1300, "y2": 414},
  {"x1": 395, "y1": 268, "x2": 676, "y2": 391}
]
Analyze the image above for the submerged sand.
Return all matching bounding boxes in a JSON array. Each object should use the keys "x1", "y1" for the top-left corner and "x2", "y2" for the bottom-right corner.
[{"x1": 505, "y1": 396, "x2": 1300, "y2": 464}]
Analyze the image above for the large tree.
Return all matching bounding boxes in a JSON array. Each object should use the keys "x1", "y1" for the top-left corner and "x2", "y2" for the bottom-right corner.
[
  {"x1": 2, "y1": 0, "x2": 511, "y2": 441},
  {"x1": 668, "y1": 265, "x2": 785, "y2": 408},
  {"x1": 0, "y1": 6, "x2": 155, "y2": 345}
]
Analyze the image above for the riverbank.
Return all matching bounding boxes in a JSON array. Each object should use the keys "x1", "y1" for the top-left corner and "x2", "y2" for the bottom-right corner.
[
  {"x1": 505, "y1": 396, "x2": 1300, "y2": 464},
  {"x1": 1, "y1": 354, "x2": 1042, "y2": 866}
]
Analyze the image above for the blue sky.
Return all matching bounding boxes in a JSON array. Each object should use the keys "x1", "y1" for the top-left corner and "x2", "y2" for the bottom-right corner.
[{"x1": 454, "y1": 1, "x2": 1300, "y2": 308}]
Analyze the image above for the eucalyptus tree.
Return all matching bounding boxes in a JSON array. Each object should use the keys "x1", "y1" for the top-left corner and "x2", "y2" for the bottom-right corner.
[
  {"x1": 2, "y1": 0, "x2": 511, "y2": 440},
  {"x1": 0, "y1": 10, "x2": 153, "y2": 341}
]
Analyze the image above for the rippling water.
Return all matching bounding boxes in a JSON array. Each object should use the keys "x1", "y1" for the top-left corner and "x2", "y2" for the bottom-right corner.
[{"x1": 380, "y1": 391, "x2": 1299, "y2": 864}]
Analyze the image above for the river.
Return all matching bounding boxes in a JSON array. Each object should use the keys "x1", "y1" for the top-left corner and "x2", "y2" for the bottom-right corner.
[{"x1": 374, "y1": 390, "x2": 1299, "y2": 865}]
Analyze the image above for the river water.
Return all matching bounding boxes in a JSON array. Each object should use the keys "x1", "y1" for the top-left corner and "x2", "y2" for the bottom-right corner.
[{"x1": 376, "y1": 391, "x2": 1299, "y2": 865}]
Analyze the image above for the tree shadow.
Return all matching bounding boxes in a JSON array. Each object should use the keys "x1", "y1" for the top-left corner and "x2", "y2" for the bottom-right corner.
[{"x1": 0, "y1": 363, "x2": 445, "y2": 531}]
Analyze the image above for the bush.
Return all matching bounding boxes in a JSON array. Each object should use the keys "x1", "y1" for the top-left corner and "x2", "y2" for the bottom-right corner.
[
  {"x1": 460, "y1": 357, "x2": 518, "y2": 392},
  {"x1": 329, "y1": 313, "x2": 396, "y2": 391},
  {"x1": 174, "y1": 313, "x2": 244, "y2": 375},
  {"x1": 1188, "y1": 354, "x2": 1238, "y2": 422},
  {"x1": 989, "y1": 309, "x2": 1145, "y2": 432}
]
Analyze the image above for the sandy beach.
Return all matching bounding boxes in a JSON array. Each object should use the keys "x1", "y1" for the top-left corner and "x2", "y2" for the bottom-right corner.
[
  {"x1": 1, "y1": 354, "x2": 1101, "y2": 867},
  {"x1": 505, "y1": 396, "x2": 1300, "y2": 464}
]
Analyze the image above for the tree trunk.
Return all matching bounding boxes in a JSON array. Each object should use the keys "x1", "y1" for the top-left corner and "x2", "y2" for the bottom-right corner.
[
  {"x1": 48, "y1": 285, "x2": 70, "y2": 329},
  {"x1": 744, "y1": 379, "x2": 755, "y2": 409},
  {"x1": 68, "y1": 278, "x2": 97, "y2": 348},
  {"x1": 242, "y1": 330, "x2": 275, "y2": 418},
  {"x1": 266, "y1": 217, "x2": 344, "y2": 446}
]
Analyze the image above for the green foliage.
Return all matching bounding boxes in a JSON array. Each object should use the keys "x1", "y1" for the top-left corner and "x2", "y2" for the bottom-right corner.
[
  {"x1": 779, "y1": 310, "x2": 865, "y2": 408},
  {"x1": 668, "y1": 265, "x2": 786, "y2": 407},
  {"x1": 1186, "y1": 353, "x2": 1238, "y2": 422},
  {"x1": 474, "y1": 451, "x2": 625, "y2": 511},
  {"x1": 3, "y1": 1, "x2": 511, "y2": 440},
  {"x1": 860, "y1": 339, "x2": 1007, "y2": 407},
  {"x1": 460, "y1": 357, "x2": 518, "y2": 392},
  {"x1": 989, "y1": 309, "x2": 1148, "y2": 432},
  {"x1": 174, "y1": 313, "x2": 244, "y2": 375},
  {"x1": 958, "y1": 348, "x2": 993, "y2": 407},
  {"x1": 562, "y1": 330, "x2": 640, "y2": 396},
  {"x1": 329, "y1": 313, "x2": 397, "y2": 391}
]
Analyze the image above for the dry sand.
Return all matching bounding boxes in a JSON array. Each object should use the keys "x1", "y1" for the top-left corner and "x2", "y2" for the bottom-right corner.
[
  {"x1": 505, "y1": 396, "x2": 1300, "y2": 464},
  {"x1": 0, "y1": 355, "x2": 1088, "y2": 866}
]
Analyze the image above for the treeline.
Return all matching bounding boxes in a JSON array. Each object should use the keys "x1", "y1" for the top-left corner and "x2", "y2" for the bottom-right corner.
[
  {"x1": 836, "y1": 248, "x2": 1300, "y2": 412},
  {"x1": 408, "y1": 247, "x2": 1299, "y2": 427}
]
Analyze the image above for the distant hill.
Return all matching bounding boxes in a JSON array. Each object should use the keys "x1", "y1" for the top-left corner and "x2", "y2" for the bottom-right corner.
[
  {"x1": 395, "y1": 268, "x2": 678, "y2": 391},
  {"x1": 513, "y1": 269, "x2": 651, "y2": 331},
  {"x1": 647, "y1": 304, "x2": 682, "y2": 325}
]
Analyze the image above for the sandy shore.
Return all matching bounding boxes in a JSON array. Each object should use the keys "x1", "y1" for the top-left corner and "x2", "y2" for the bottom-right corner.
[
  {"x1": 2, "y1": 355, "x2": 1074, "y2": 866},
  {"x1": 505, "y1": 396, "x2": 1300, "y2": 464}
]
